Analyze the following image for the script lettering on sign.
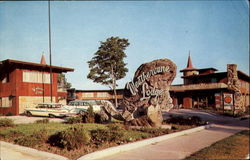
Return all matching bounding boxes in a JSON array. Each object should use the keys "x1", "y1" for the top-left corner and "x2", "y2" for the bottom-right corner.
[
  {"x1": 32, "y1": 87, "x2": 44, "y2": 95},
  {"x1": 125, "y1": 65, "x2": 170, "y2": 100}
]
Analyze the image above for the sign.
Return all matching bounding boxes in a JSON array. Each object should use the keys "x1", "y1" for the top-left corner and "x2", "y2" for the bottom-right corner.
[
  {"x1": 32, "y1": 87, "x2": 44, "y2": 95},
  {"x1": 214, "y1": 93, "x2": 221, "y2": 108},
  {"x1": 223, "y1": 93, "x2": 233, "y2": 110},
  {"x1": 125, "y1": 65, "x2": 170, "y2": 101}
]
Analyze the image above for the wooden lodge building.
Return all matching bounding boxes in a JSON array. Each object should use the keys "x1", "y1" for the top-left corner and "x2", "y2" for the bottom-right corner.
[
  {"x1": 0, "y1": 56, "x2": 74, "y2": 115},
  {"x1": 1, "y1": 55, "x2": 249, "y2": 115},
  {"x1": 170, "y1": 55, "x2": 250, "y2": 111},
  {"x1": 68, "y1": 55, "x2": 250, "y2": 112}
]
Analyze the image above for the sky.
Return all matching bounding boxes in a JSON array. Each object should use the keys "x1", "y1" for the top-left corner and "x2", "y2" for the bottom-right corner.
[{"x1": 0, "y1": 1, "x2": 249, "y2": 90}]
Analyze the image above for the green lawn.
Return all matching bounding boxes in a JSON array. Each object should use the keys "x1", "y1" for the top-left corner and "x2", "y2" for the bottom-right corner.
[
  {"x1": 0, "y1": 117, "x2": 197, "y2": 160},
  {"x1": 0, "y1": 122, "x2": 106, "y2": 137},
  {"x1": 185, "y1": 130, "x2": 250, "y2": 160}
]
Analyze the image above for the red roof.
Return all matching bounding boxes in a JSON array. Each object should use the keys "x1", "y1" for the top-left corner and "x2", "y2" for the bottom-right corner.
[
  {"x1": 180, "y1": 54, "x2": 197, "y2": 72},
  {"x1": 0, "y1": 59, "x2": 74, "y2": 73}
]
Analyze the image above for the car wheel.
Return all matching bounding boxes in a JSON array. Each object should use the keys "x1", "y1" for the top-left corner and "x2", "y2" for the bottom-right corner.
[
  {"x1": 49, "y1": 114, "x2": 55, "y2": 118},
  {"x1": 26, "y1": 111, "x2": 32, "y2": 117},
  {"x1": 79, "y1": 110, "x2": 86, "y2": 116}
]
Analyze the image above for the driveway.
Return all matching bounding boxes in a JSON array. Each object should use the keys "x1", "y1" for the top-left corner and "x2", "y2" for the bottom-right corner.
[
  {"x1": 0, "y1": 115, "x2": 66, "y2": 124},
  {"x1": 163, "y1": 109, "x2": 246, "y2": 125}
]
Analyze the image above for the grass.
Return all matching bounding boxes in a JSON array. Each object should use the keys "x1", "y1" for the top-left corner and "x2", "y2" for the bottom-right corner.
[
  {"x1": 185, "y1": 130, "x2": 250, "y2": 160},
  {"x1": 0, "y1": 120, "x2": 196, "y2": 160},
  {"x1": 0, "y1": 122, "x2": 106, "y2": 137}
]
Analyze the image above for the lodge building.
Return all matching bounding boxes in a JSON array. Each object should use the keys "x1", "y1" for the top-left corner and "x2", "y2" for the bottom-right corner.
[
  {"x1": 0, "y1": 56, "x2": 73, "y2": 115},
  {"x1": 68, "y1": 55, "x2": 250, "y2": 112},
  {"x1": 0, "y1": 55, "x2": 249, "y2": 115},
  {"x1": 170, "y1": 55, "x2": 250, "y2": 111}
]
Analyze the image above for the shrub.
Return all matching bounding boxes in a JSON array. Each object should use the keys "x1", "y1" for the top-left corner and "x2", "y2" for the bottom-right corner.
[
  {"x1": 0, "y1": 118, "x2": 15, "y2": 127},
  {"x1": 106, "y1": 123, "x2": 123, "y2": 130},
  {"x1": 14, "y1": 129, "x2": 48, "y2": 147},
  {"x1": 0, "y1": 130, "x2": 24, "y2": 139},
  {"x1": 87, "y1": 105, "x2": 95, "y2": 123},
  {"x1": 49, "y1": 126, "x2": 90, "y2": 150},
  {"x1": 165, "y1": 115, "x2": 205, "y2": 126},
  {"x1": 35, "y1": 118, "x2": 50, "y2": 124},
  {"x1": 135, "y1": 127, "x2": 170, "y2": 136},
  {"x1": 90, "y1": 128, "x2": 125, "y2": 144},
  {"x1": 5, "y1": 112, "x2": 14, "y2": 116},
  {"x1": 66, "y1": 116, "x2": 82, "y2": 124}
]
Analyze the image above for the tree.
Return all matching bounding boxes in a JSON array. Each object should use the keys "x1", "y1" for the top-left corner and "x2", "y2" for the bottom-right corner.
[
  {"x1": 87, "y1": 37, "x2": 130, "y2": 107},
  {"x1": 57, "y1": 73, "x2": 72, "y2": 90}
]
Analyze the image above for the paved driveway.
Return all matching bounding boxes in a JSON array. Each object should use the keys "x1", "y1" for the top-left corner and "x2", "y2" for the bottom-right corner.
[
  {"x1": 163, "y1": 109, "x2": 244, "y2": 125},
  {"x1": 0, "y1": 115, "x2": 66, "y2": 124}
]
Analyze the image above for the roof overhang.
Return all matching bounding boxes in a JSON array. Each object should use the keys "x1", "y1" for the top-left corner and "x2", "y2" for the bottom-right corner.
[
  {"x1": 0, "y1": 59, "x2": 74, "y2": 73},
  {"x1": 170, "y1": 82, "x2": 228, "y2": 91}
]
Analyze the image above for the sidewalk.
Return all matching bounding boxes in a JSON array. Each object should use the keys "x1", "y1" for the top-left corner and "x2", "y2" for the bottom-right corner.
[
  {"x1": 0, "y1": 141, "x2": 68, "y2": 160},
  {"x1": 93, "y1": 120, "x2": 249, "y2": 160}
]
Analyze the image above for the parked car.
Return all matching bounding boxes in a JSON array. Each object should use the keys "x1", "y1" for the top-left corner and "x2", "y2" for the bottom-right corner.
[
  {"x1": 67, "y1": 100, "x2": 102, "y2": 115},
  {"x1": 24, "y1": 103, "x2": 77, "y2": 118}
]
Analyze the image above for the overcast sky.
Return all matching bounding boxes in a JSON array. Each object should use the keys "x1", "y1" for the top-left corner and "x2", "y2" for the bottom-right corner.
[{"x1": 0, "y1": 1, "x2": 249, "y2": 90}]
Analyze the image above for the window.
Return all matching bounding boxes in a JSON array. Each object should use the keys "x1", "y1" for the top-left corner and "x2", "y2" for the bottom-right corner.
[
  {"x1": 83, "y1": 93, "x2": 94, "y2": 98},
  {"x1": 97, "y1": 92, "x2": 109, "y2": 97},
  {"x1": 0, "y1": 97, "x2": 12, "y2": 108},
  {"x1": 23, "y1": 71, "x2": 51, "y2": 83},
  {"x1": 211, "y1": 78, "x2": 217, "y2": 83}
]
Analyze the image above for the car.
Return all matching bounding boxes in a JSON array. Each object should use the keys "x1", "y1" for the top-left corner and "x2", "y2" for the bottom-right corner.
[
  {"x1": 24, "y1": 103, "x2": 77, "y2": 118},
  {"x1": 67, "y1": 100, "x2": 102, "y2": 115}
]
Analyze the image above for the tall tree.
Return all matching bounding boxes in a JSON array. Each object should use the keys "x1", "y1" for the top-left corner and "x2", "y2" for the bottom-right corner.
[{"x1": 87, "y1": 36, "x2": 130, "y2": 107}]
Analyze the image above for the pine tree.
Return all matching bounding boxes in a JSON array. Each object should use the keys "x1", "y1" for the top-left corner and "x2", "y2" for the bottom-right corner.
[{"x1": 87, "y1": 37, "x2": 130, "y2": 107}]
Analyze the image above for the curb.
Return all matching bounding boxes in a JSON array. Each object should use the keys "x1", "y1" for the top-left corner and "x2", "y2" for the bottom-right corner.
[
  {"x1": 0, "y1": 141, "x2": 68, "y2": 160},
  {"x1": 78, "y1": 124, "x2": 212, "y2": 160}
]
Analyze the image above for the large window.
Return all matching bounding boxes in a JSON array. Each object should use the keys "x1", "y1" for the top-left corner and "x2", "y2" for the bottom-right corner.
[
  {"x1": 23, "y1": 71, "x2": 51, "y2": 84},
  {"x1": 0, "y1": 97, "x2": 12, "y2": 108},
  {"x1": 97, "y1": 92, "x2": 109, "y2": 98}
]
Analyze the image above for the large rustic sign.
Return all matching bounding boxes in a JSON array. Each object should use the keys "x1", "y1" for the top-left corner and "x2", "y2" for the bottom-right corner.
[{"x1": 121, "y1": 59, "x2": 176, "y2": 127}]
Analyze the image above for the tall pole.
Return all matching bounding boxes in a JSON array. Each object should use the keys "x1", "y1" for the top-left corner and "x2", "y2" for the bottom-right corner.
[{"x1": 48, "y1": 0, "x2": 53, "y2": 103}]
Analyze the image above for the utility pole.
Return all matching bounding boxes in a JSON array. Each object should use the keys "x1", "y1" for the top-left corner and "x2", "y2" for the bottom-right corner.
[{"x1": 48, "y1": 0, "x2": 53, "y2": 103}]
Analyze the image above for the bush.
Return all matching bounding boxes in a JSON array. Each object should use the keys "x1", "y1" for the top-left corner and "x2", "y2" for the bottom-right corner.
[
  {"x1": 90, "y1": 127, "x2": 125, "y2": 144},
  {"x1": 165, "y1": 115, "x2": 205, "y2": 126},
  {"x1": 49, "y1": 126, "x2": 90, "y2": 150},
  {"x1": 5, "y1": 112, "x2": 14, "y2": 116},
  {"x1": 135, "y1": 127, "x2": 170, "y2": 137},
  {"x1": 0, "y1": 130, "x2": 24, "y2": 139},
  {"x1": 66, "y1": 116, "x2": 82, "y2": 124},
  {"x1": 35, "y1": 118, "x2": 50, "y2": 124},
  {"x1": 106, "y1": 123, "x2": 123, "y2": 130},
  {"x1": 14, "y1": 129, "x2": 48, "y2": 147},
  {"x1": 0, "y1": 118, "x2": 15, "y2": 127},
  {"x1": 87, "y1": 105, "x2": 95, "y2": 123}
]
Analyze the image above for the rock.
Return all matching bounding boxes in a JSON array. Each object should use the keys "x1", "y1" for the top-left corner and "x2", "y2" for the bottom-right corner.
[{"x1": 122, "y1": 59, "x2": 176, "y2": 127}]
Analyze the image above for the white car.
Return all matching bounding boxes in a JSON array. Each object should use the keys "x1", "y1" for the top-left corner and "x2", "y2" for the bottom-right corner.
[
  {"x1": 24, "y1": 103, "x2": 77, "y2": 118},
  {"x1": 67, "y1": 100, "x2": 102, "y2": 115}
]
